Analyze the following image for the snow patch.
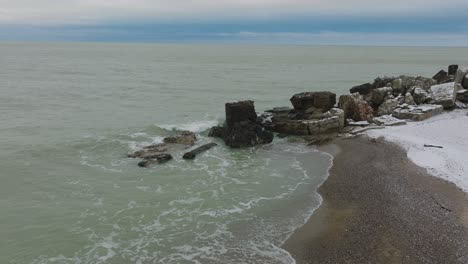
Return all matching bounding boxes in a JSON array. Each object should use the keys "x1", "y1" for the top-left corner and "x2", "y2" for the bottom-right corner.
[{"x1": 368, "y1": 110, "x2": 468, "y2": 192}]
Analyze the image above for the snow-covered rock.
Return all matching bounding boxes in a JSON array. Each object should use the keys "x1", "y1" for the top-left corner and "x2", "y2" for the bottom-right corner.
[
  {"x1": 392, "y1": 104, "x2": 444, "y2": 121},
  {"x1": 429, "y1": 82, "x2": 459, "y2": 109},
  {"x1": 372, "y1": 115, "x2": 407, "y2": 126},
  {"x1": 377, "y1": 97, "x2": 400, "y2": 116},
  {"x1": 454, "y1": 68, "x2": 467, "y2": 84},
  {"x1": 413, "y1": 87, "x2": 431, "y2": 105}
]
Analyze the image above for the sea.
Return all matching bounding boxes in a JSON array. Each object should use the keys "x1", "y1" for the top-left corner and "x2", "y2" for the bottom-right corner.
[{"x1": 1, "y1": 42, "x2": 467, "y2": 264}]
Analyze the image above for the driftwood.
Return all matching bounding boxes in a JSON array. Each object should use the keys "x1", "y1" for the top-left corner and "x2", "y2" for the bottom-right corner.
[
  {"x1": 424, "y1": 144, "x2": 443, "y2": 149},
  {"x1": 183, "y1": 143, "x2": 218, "y2": 159}
]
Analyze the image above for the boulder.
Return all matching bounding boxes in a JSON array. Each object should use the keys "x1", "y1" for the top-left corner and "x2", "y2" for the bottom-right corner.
[
  {"x1": 377, "y1": 97, "x2": 400, "y2": 116},
  {"x1": 440, "y1": 76, "x2": 455, "y2": 84},
  {"x1": 290, "y1": 92, "x2": 336, "y2": 112},
  {"x1": 163, "y1": 131, "x2": 197, "y2": 145},
  {"x1": 433, "y1": 70, "x2": 448, "y2": 83},
  {"x1": 392, "y1": 104, "x2": 443, "y2": 121},
  {"x1": 392, "y1": 78, "x2": 403, "y2": 92},
  {"x1": 350, "y1": 83, "x2": 373, "y2": 95},
  {"x1": 372, "y1": 115, "x2": 407, "y2": 126},
  {"x1": 338, "y1": 94, "x2": 374, "y2": 122},
  {"x1": 330, "y1": 108, "x2": 345, "y2": 130},
  {"x1": 448, "y1": 65, "x2": 459, "y2": 75},
  {"x1": 270, "y1": 116, "x2": 341, "y2": 136},
  {"x1": 225, "y1": 100, "x2": 257, "y2": 127},
  {"x1": 373, "y1": 77, "x2": 395, "y2": 89},
  {"x1": 223, "y1": 101, "x2": 273, "y2": 148},
  {"x1": 208, "y1": 126, "x2": 225, "y2": 138},
  {"x1": 454, "y1": 68, "x2": 467, "y2": 84},
  {"x1": 265, "y1": 107, "x2": 293, "y2": 114},
  {"x1": 138, "y1": 154, "x2": 173, "y2": 168},
  {"x1": 310, "y1": 116, "x2": 342, "y2": 134},
  {"x1": 128, "y1": 143, "x2": 168, "y2": 158},
  {"x1": 429, "y1": 82, "x2": 458, "y2": 109},
  {"x1": 224, "y1": 121, "x2": 273, "y2": 148},
  {"x1": 457, "y1": 89, "x2": 468, "y2": 103},
  {"x1": 404, "y1": 92, "x2": 415, "y2": 105},
  {"x1": 270, "y1": 120, "x2": 310, "y2": 135},
  {"x1": 367, "y1": 87, "x2": 393, "y2": 108},
  {"x1": 397, "y1": 76, "x2": 436, "y2": 95},
  {"x1": 412, "y1": 88, "x2": 431, "y2": 105},
  {"x1": 464, "y1": 75, "x2": 468, "y2": 89}
]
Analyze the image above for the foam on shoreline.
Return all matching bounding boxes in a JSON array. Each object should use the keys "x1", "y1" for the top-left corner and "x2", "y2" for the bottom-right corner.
[{"x1": 367, "y1": 110, "x2": 468, "y2": 192}]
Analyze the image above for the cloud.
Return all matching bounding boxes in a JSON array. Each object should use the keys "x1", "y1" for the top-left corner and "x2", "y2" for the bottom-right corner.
[{"x1": 0, "y1": 0, "x2": 467, "y2": 25}]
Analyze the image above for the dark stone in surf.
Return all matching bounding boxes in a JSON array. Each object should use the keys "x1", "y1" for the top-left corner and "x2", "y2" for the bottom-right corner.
[
  {"x1": 138, "y1": 154, "x2": 173, "y2": 168},
  {"x1": 223, "y1": 100, "x2": 273, "y2": 148},
  {"x1": 208, "y1": 126, "x2": 225, "y2": 138},
  {"x1": 225, "y1": 100, "x2": 257, "y2": 127},
  {"x1": 163, "y1": 131, "x2": 197, "y2": 146}
]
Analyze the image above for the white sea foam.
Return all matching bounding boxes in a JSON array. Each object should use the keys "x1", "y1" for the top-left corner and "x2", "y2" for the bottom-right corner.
[
  {"x1": 368, "y1": 110, "x2": 468, "y2": 192},
  {"x1": 158, "y1": 120, "x2": 220, "y2": 133},
  {"x1": 127, "y1": 136, "x2": 165, "y2": 152}
]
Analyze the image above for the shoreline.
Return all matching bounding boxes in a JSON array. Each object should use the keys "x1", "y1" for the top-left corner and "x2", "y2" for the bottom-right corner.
[{"x1": 282, "y1": 136, "x2": 468, "y2": 264}]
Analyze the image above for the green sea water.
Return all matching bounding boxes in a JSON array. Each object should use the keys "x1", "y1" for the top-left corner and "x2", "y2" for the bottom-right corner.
[{"x1": 1, "y1": 42, "x2": 467, "y2": 264}]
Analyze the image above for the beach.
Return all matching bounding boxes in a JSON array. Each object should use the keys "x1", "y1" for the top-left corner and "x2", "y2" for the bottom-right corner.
[
  {"x1": 283, "y1": 136, "x2": 468, "y2": 263},
  {"x1": 2, "y1": 42, "x2": 468, "y2": 263}
]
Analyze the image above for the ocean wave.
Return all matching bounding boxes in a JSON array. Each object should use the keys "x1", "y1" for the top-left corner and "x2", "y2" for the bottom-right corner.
[{"x1": 157, "y1": 120, "x2": 220, "y2": 133}]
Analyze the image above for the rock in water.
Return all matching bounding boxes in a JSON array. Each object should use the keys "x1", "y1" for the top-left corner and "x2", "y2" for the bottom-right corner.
[
  {"x1": 225, "y1": 100, "x2": 257, "y2": 127},
  {"x1": 290, "y1": 92, "x2": 336, "y2": 112},
  {"x1": 339, "y1": 94, "x2": 374, "y2": 121},
  {"x1": 163, "y1": 131, "x2": 197, "y2": 145},
  {"x1": 448, "y1": 65, "x2": 459, "y2": 75},
  {"x1": 350, "y1": 83, "x2": 374, "y2": 95},
  {"x1": 128, "y1": 143, "x2": 168, "y2": 158},
  {"x1": 429, "y1": 82, "x2": 459, "y2": 109},
  {"x1": 224, "y1": 121, "x2": 273, "y2": 148},
  {"x1": 208, "y1": 126, "x2": 225, "y2": 138},
  {"x1": 138, "y1": 154, "x2": 173, "y2": 168},
  {"x1": 223, "y1": 100, "x2": 273, "y2": 148}
]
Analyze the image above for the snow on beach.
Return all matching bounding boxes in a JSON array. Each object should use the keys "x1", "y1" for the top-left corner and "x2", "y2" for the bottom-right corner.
[{"x1": 367, "y1": 110, "x2": 468, "y2": 192}]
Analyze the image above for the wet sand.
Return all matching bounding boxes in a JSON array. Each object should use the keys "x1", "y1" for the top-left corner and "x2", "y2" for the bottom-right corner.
[{"x1": 283, "y1": 136, "x2": 468, "y2": 264}]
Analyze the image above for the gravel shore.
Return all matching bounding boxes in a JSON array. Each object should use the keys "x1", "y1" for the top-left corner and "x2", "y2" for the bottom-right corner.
[{"x1": 283, "y1": 136, "x2": 468, "y2": 264}]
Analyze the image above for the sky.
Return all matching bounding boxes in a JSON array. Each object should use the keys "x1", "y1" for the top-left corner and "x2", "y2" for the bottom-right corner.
[{"x1": 0, "y1": 0, "x2": 467, "y2": 46}]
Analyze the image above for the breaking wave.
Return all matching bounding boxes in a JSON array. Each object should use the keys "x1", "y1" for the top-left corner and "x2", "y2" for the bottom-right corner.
[{"x1": 157, "y1": 120, "x2": 221, "y2": 133}]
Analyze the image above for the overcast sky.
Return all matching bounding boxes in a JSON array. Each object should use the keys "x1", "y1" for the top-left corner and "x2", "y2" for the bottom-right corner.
[{"x1": 0, "y1": 0, "x2": 467, "y2": 45}]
